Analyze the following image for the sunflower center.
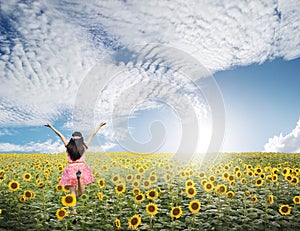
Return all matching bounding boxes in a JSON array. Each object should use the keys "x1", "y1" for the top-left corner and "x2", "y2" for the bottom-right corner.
[
  {"x1": 25, "y1": 191, "x2": 31, "y2": 197},
  {"x1": 282, "y1": 206, "x2": 288, "y2": 212},
  {"x1": 117, "y1": 185, "x2": 123, "y2": 191},
  {"x1": 191, "y1": 203, "x2": 199, "y2": 210},
  {"x1": 136, "y1": 195, "x2": 142, "y2": 200},
  {"x1": 206, "y1": 184, "x2": 212, "y2": 189},
  {"x1": 11, "y1": 182, "x2": 18, "y2": 189},
  {"x1": 188, "y1": 188, "x2": 194, "y2": 194},
  {"x1": 148, "y1": 205, "x2": 155, "y2": 212},
  {"x1": 58, "y1": 210, "x2": 66, "y2": 217},
  {"x1": 149, "y1": 191, "x2": 155, "y2": 197},
  {"x1": 173, "y1": 208, "x2": 180, "y2": 215},
  {"x1": 66, "y1": 196, "x2": 74, "y2": 203},
  {"x1": 131, "y1": 218, "x2": 138, "y2": 225}
]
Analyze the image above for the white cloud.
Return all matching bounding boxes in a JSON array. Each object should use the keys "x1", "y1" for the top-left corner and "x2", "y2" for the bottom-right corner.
[
  {"x1": 0, "y1": 0, "x2": 299, "y2": 153},
  {"x1": 0, "y1": 139, "x2": 65, "y2": 153},
  {"x1": 264, "y1": 118, "x2": 300, "y2": 153}
]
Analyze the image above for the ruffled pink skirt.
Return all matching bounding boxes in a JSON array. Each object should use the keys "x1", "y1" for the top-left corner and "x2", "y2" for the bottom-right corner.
[{"x1": 59, "y1": 163, "x2": 95, "y2": 186}]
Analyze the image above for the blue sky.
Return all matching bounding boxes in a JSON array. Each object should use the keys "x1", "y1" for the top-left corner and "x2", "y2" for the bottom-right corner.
[
  {"x1": 0, "y1": 0, "x2": 300, "y2": 155},
  {"x1": 215, "y1": 57, "x2": 300, "y2": 152}
]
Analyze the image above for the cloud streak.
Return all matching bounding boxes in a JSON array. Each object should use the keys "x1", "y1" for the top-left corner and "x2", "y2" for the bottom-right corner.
[{"x1": 0, "y1": 139, "x2": 65, "y2": 153}]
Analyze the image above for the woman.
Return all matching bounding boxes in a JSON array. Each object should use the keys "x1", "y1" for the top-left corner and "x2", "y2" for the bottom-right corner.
[{"x1": 44, "y1": 122, "x2": 106, "y2": 198}]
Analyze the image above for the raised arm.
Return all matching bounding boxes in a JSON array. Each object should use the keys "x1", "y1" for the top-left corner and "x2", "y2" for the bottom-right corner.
[
  {"x1": 44, "y1": 123, "x2": 68, "y2": 146},
  {"x1": 85, "y1": 122, "x2": 106, "y2": 147}
]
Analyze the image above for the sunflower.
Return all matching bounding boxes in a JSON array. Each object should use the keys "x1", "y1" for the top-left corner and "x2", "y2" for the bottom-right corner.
[
  {"x1": 56, "y1": 208, "x2": 67, "y2": 220},
  {"x1": 142, "y1": 180, "x2": 151, "y2": 189},
  {"x1": 240, "y1": 178, "x2": 247, "y2": 184},
  {"x1": 98, "y1": 178, "x2": 105, "y2": 188},
  {"x1": 138, "y1": 167, "x2": 145, "y2": 174},
  {"x1": 164, "y1": 173, "x2": 172, "y2": 182},
  {"x1": 272, "y1": 168, "x2": 279, "y2": 175},
  {"x1": 203, "y1": 182, "x2": 214, "y2": 192},
  {"x1": 179, "y1": 171, "x2": 186, "y2": 178},
  {"x1": 135, "y1": 193, "x2": 145, "y2": 203},
  {"x1": 290, "y1": 177, "x2": 299, "y2": 186},
  {"x1": 254, "y1": 167, "x2": 263, "y2": 175},
  {"x1": 146, "y1": 203, "x2": 158, "y2": 216},
  {"x1": 63, "y1": 185, "x2": 70, "y2": 193},
  {"x1": 126, "y1": 174, "x2": 133, "y2": 182},
  {"x1": 61, "y1": 194, "x2": 76, "y2": 207},
  {"x1": 188, "y1": 200, "x2": 201, "y2": 214},
  {"x1": 215, "y1": 184, "x2": 227, "y2": 195},
  {"x1": 251, "y1": 195, "x2": 258, "y2": 203},
  {"x1": 135, "y1": 174, "x2": 142, "y2": 181},
  {"x1": 132, "y1": 188, "x2": 141, "y2": 195},
  {"x1": 285, "y1": 175, "x2": 293, "y2": 182},
  {"x1": 128, "y1": 214, "x2": 141, "y2": 229},
  {"x1": 234, "y1": 166, "x2": 240, "y2": 172},
  {"x1": 37, "y1": 181, "x2": 45, "y2": 188},
  {"x1": 282, "y1": 167, "x2": 291, "y2": 176},
  {"x1": 22, "y1": 173, "x2": 32, "y2": 181},
  {"x1": 226, "y1": 191, "x2": 235, "y2": 198},
  {"x1": 23, "y1": 190, "x2": 33, "y2": 199},
  {"x1": 149, "y1": 175, "x2": 157, "y2": 183},
  {"x1": 222, "y1": 172, "x2": 230, "y2": 181},
  {"x1": 170, "y1": 206, "x2": 182, "y2": 219},
  {"x1": 112, "y1": 175, "x2": 120, "y2": 184},
  {"x1": 255, "y1": 178, "x2": 264, "y2": 186},
  {"x1": 115, "y1": 184, "x2": 126, "y2": 195},
  {"x1": 132, "y1": 181, "x2": 140, "y2": 188},
  {"x1": 293, "y1": 196, "x2": 300, "y2": 205},
  {"x1": 19, "y1": 196, "x2": 26, "y2": 203},
  {"x1": 247, "y1": 171, "x2": 254, "y2": 177},
  {"x1": 115, "y1": 218, "x2": 121, "y2": 229},
  {"x1": 186, "y1": 186, "x2": 197, "y2": 198},
  {"x1": 146, "y1": 189, "x2": 158, "y2": 200},
  {"x1": 56, "y1": 184, "x2": 63, "y2": 192},
  {"x1": 198, "y1": 172, "x2": 206, "y2": 179},
  {"x1": 208, "y1": 175, "x2": 216, "y2": 182},
  {"x1": 97, "y1": 192, "x2": 103, "y2": 201},
  {"x1": 245, "y1": 191, "x2": 250, "y2": 196},
  {"x1": 235, "y1": 171, "x2": 242, "y2": 178},
  {"x1": 268, "y1": 195, "x2": 274, "y2": 205},
  {"x1": 185, "y1": 179, "x2": 195, "y2": 187},
  {"x1": 279, "y1": 205, "x2": 291, "y2": 215},
  {"x1": 0, "y1": 209, "x2": 2, "y2": 215},
  {"x1": 8, "y1": 181, "x2": 20, "y2": 191},
  {"x1": 271, "y1": 174, "x2": 278, "y2": 182}
]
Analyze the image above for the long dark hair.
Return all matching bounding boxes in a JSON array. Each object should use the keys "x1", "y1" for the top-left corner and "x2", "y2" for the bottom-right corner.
[{"x1": 66, "y1": 132, "x2": 88, "y2": 161}]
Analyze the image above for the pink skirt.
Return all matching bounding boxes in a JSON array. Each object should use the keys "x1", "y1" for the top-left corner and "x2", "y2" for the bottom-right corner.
[{"x1": 59, "y1": 163, "x2": 95, "y2": 186}]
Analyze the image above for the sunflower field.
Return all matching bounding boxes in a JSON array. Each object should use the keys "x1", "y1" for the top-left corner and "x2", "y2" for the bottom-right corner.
[{"x1": 1, "y1": 152, "x2": 300, "y2": 230}]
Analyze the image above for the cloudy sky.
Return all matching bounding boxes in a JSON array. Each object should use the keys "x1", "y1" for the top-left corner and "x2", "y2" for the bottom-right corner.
[{"x1": 0, "y1": 0, "x2": 299, "y2": 155}]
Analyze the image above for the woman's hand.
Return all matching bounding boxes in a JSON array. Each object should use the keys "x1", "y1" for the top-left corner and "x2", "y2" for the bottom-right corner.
[
  {"x1": 99, "y1": 122, "x2": 106, "y2": 127},
  {"x1": 44, "y1": 123, "x2": 52, "y2": 128}
]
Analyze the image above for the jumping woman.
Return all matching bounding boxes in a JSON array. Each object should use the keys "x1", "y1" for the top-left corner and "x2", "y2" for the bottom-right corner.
[{"x1": 44, "y1": 122, "x2": 106, "y2": 211}]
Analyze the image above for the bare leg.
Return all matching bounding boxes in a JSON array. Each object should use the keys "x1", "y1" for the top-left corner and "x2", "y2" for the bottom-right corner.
[
  {"x1": 69, "y1": 186, "x2": 77, "y2": 214},
  {"x1": 77, "y1": 177, "x2": 85, "y2": 196}
]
